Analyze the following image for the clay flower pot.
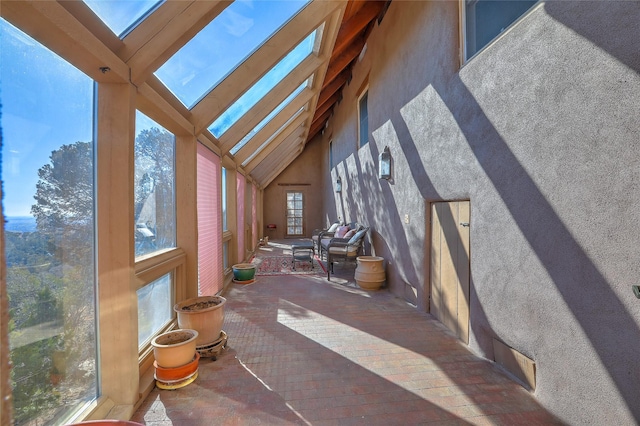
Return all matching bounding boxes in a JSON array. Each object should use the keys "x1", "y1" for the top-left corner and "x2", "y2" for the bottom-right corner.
[
  {"x1": 174, "y1": 296, "x2": 226, "y2": 346},
  {"x1": 151, "y1": 329, "x2": 198, "y2": 368},
  {"x1": 232, "y1": 263, "x2": 256, "y2": 281},
  {"x1": 354, "y1": 256, "x2": 385, "y2": 290},
  {"x1": 154, "y1": 352, "x2": 200, "y2": 382}
]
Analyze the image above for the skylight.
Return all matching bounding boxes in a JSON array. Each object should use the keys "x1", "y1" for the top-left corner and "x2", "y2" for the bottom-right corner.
[
  {"x1": 209, "y1": 29, "x2": 318, "y2": 138},
  {"x1": 83, "y1": 0, "x2": 163, "y2": 37},
  {"x1": 155, "y1": 0, "x2": 310, "y2": 109},
  {"x1": 230, "y1": 79, "x2": 310, "y2": 155}
]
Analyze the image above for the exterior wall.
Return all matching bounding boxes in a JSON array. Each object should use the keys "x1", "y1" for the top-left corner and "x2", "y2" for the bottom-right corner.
[
  {"x1": 263, "y1": 136, "x2": 325, "y2": 239},
  {"x1": 305, "y1": 1, "x2": 640, "y2": 424}
]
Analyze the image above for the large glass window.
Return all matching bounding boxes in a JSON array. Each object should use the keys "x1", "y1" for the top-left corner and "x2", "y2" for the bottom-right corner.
[
  {"x1": 137, "y1": 273, "x2": 173, "y2": 348},
  {"x1": 1, "y1": 19, "x2": 98, "y2": 424},
  {"x1": 134, "y1": 111, "x2": 176, "y2": 258},
  {"x1": 155, "y1": 0, "x2": 310, "y2": 108},
  {"x1": 464, "y1": 0, "x2": 537, "y2": 61}
]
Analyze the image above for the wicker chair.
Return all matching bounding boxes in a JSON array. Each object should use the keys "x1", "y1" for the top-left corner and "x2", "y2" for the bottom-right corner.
[
  {"x1": 324, "y1": 227, "x2": 369, "y2": 280},
  {"x1": 311, "y1": 221, "x2": 340, "y2": 256}
]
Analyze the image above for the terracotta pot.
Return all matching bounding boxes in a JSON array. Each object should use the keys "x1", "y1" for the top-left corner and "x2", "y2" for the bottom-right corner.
[
  {"x1": 354, "y1": 256, "x2": 385, "y2": 290},
  {"x1": 232, "y1": 263, "x2": 256, "y2": 281},
  {"x1": 174, "y1": 296, "x2": 226, "y2": 346},
  {"x1": 70, "y1": 421, "x2": 144, "y2": 425},
  {"x1": 154, "y1": 352, "x2": 200, "y2": 382},
  {"x1": 151, "y1": 329, "x2": 198, "y2": 368}
]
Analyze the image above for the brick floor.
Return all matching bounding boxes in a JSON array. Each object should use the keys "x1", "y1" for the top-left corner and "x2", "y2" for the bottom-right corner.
[{"x1": 132, "y1": 241, "x2": 563, "y2": 425}]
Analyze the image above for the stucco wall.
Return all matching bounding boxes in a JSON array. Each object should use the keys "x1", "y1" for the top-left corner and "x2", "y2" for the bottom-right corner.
[
  {"x1": 263, "y1": 136, "x2": 325, "y2": 239},
  {"x1": 303, "y1": 1, "x2": 640, "y2": 424}
]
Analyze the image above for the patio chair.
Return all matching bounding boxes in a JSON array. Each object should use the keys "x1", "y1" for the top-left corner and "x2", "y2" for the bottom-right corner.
[
  {"x1": 311, "y1": 221, "x2": 341, "y2": 256},
  {"x1": 324, "y1": 227, "x2": 369, "y2": 280}
]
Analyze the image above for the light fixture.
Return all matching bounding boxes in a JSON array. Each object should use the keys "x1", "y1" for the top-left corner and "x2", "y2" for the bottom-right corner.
[
  {"x1": 335, "y1": 176, "x2": 342, "y2": 193},
  {"x1": 378, "y1": 146, "x2": 391, "y2": 180}
]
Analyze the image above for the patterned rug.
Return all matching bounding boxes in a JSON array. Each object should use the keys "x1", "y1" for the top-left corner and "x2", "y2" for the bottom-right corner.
[{"x1": 254, "y1": 255, "x2": 325, "y2": 276}]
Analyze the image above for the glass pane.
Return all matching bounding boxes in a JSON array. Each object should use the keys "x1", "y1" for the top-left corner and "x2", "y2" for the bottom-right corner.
[
  {"x1": 134, "y1": 111, "x2": 176, "y2": 257},
  {"x1": 2, "y1": 19, "x2": 98, "y2": 424},
  {"x1": 223, "y1": 241, "x2": 229, "y2": 269},
  {"x1": 84, "y1": 0, "x2": 163, "y2": 37},
  {"x1": 222, "y1": 167, "x2": 228, "y2": 231},
  {"x1": 287, "y1": 201, "x2": 295, "y2": 209},
  {"x1": 137, "y1": 273, "x2": 173, "y2": 347},
  {"x1": 156, "y1": 0, "x2": 310, "y2": 109},
  {"x1": 294, "y1": 193, "x2": 302, "y2": 201},
  {"x1": 230, "y1": 80, "x2": 308, "y2": 155},
  {"x1": 209, "y1": 29, "x2": 318, "y2": 136},
  {"x1": 465, "y1": 0, "x2": 536, "y2": 60},
  {"x1": 288, "y1": 227, "x2": 295, "y2": 234}
]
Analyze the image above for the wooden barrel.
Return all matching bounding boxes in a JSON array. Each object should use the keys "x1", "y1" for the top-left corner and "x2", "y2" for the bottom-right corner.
[{"x1": 354, "y1": 256, "x2": 385, "y2": 290}]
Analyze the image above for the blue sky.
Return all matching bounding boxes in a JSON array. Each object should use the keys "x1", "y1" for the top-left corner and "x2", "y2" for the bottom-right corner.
[
  {"x1": 1, "y1": 1, "x2": 314, "y2": 217},
  {"x1": 1, "y1": 20, "x2": 94, "y2": 217}
]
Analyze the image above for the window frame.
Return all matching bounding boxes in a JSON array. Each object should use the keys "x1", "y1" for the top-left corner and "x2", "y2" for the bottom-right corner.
[
  {"x1": 357, "y1": 88, "x2": 369, "y2": 149},
  {"x1": 459, "y1": 0, "x2": 540, "y2": 65}
]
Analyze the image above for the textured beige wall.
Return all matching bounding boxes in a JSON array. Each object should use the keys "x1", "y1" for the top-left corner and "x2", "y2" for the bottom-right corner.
[{"x1": 263, "y1": 136, "x2": 325, "y2": 240}]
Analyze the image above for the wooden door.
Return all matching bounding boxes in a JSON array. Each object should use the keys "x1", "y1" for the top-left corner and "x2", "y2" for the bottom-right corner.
[{"x1": 430, "y1": 201, "x2": 470, "y2": 343}]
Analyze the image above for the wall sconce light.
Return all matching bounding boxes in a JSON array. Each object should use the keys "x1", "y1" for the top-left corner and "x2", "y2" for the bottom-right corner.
[
  {"x1": 335, "y1": 176, "x2": 342, "y2": 193},
  {"x1": 379, "y1": 146, "x2": 391, "y2": 180}
]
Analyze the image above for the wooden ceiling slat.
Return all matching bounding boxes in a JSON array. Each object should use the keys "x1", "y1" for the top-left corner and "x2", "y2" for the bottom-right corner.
[
  {"x1": 318, "y1": 69, "x2": 350, "y2": 105},
  {"x1": 332, "y1": 1, "x2": 386, "y2": 58},
  {"x1": 313, "y1": 92, "x2": 341, "y2": 122},
  {"x1": 244, "y1": 124, "x2": 306, "y2": 173},
  {"x1": 323, "y1": 35, "x2": 366, "y2": 89}
]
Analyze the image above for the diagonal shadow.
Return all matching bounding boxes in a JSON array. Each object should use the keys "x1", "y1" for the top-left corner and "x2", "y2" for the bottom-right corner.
[{"x1": 436, "y1": 75, "x2": 640, "y2": 419}]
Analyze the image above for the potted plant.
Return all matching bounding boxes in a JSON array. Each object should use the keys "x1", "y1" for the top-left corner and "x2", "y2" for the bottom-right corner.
[
  {"x1": 232, "y1": 263, "x2": 256, "y2": 282},
  {"x1": 174, "y1": 296, "x2": 226, "y2": 346},
  {"x1": 151, "y1": 329, "x2": 198, "y2": 368}
]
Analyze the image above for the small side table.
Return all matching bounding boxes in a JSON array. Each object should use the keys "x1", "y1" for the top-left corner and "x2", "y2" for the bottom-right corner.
[{"x1": 291, "y1": 243, "x2": 314, "y2": 270}]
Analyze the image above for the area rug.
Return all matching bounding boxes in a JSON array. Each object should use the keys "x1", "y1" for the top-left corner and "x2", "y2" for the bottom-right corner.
[{"x1": 253, "y1": 255, "x2": 325, "y2": 276}]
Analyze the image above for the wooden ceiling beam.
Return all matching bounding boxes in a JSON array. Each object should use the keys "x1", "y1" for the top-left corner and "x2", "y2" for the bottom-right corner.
[
  {"x1": 313, "y1": 92, "x2": 341, "y2": 122},
  {"x1": 244, "y1": 125, "x2": 305, "y2": 173},
  {"x1": 318, "y1": 69, "x2": 350, "y2": 105},
  {"x1": 332, "y1": 1, "x2": 385, "y2": 57},
  {"x1": 243, "y1": 113, "x2": 309, "y2": 172},
  {"x1": 323, "y1": 35, "x2": 366, "y2": 87},
  {"x1": 259, "y1": 147, "x2": 304, "y2": 188}
]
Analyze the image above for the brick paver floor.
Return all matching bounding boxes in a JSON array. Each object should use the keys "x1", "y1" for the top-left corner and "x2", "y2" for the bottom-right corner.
[{"x1": 132, "y1": 240, "x2": 562, "y2": 425}]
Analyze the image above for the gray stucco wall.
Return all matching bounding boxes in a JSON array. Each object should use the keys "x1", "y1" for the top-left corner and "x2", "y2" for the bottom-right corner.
[{"x1": 308, "y1": 1, "x2": 640, "y2": 424}]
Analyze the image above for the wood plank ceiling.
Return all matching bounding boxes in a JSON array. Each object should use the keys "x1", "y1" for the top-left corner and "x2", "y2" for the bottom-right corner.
[{"x1": 1, "y1": 0, "x2": 390, "y2": 189}]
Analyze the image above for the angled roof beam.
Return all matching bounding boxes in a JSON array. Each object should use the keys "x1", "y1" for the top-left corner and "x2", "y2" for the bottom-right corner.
[
  {"x1": 259, "y1": 147, "x2": 304, "y2": 188},
  {"x1": 191, "y1": 1, "x2": 341, "y2": 133},
  {"x1": 249, "y1": 129, "x2": 303, "y2": 173},
  {"x1": 251, "y1": 141, "x2": 301, "y2": 183},
  {"x1": 323, "y1": 34, "x2": 366, "y2": 87},
  {"x1": 1, "y1": 1, "x2": 128, "y2": 83},
  {"x1": 125, "y1": 1, "x2": 232, "y2": 85},
  {"x1": 243, "y1": 124, "x2": 306, "y2": 173},
  {"x1": 231, "y1": 90, "x2": 314, "y2": 161},
  {"x1": 313, "y1": 91, "x2": 341, "y2": 122},
  {"x1": 332, "y1": 1, "x2": 386, "y2": 57},
  {"x1": 317, "y1": 69, "x2": 350, "y2": 106},
  {"x1": 239, "y1": 111, "x2": 310, "y2": 170},
  {"x1": 217, "y1": 55, "x2": 323, "y2": 152}
]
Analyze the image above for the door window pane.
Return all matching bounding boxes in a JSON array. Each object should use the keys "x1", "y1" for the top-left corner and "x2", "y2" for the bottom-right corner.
[
  {"x1": 1, "y1": 19, "x2": 98, "y2": 424},
  {"x1": 134, "y1": 111, "x2": 176, "y2": 258}
]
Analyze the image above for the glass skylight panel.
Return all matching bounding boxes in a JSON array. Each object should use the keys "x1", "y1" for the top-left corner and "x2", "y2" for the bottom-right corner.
[
  {"x1": 209, "y1": 29, "x2": 317, "y2": 137},
  {"x1": 84, "y1": 0, "x2": 163, "y2": 37},
  {"x1": 229, "y1": 80, "x2": 309, "y2": 155},
  {"x1": 155, "y1": 0, "x2": 310, "y2": 109}
]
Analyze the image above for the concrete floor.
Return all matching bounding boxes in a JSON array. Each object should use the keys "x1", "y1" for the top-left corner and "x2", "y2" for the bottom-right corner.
[{"x1": 132, "y1": 240, "x2": 562, "y2": 425}]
